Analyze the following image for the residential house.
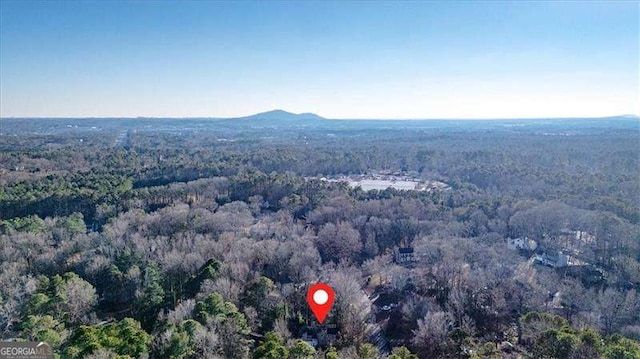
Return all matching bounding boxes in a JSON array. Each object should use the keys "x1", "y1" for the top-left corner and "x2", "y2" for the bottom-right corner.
[
  {"x1": 395, "y1": 247, "x2": 416, "y2": 264},
  {"x1": 507, "y1": 237, "x2": 537, "y2": 251},
  {"x1": 534, "y1": 251, "x2": 569, "y2": 268}
]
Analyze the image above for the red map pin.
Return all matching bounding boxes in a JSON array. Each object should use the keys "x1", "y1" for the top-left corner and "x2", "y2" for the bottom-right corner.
[{"x1": 307, "y1": 282, "x2": 335, "y2": 324}]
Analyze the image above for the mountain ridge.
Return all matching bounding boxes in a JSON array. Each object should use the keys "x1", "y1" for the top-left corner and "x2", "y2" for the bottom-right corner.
[{"x1": 233, "y1": 109, "x2": 325, "y2": 121}]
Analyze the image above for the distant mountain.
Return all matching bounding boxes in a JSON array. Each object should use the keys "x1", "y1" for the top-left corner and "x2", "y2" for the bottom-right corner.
[{"x1": 234, "y1": 109, "x2": 325, "y2": 121}]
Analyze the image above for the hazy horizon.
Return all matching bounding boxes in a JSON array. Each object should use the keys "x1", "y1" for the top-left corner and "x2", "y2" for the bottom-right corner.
[{"x1": 1, "y1": 109, "x2": 639, "y2": 121}]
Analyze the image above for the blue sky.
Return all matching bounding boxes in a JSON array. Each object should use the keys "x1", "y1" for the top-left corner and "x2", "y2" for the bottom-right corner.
[{"x1": 1, "y1": 1, "x2": 638, "y2": 119}]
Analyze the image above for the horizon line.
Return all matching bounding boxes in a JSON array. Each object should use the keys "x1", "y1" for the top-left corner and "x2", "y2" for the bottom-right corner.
[{"x1": 1, "y1": 113, "x2": 638, "y2": 121}]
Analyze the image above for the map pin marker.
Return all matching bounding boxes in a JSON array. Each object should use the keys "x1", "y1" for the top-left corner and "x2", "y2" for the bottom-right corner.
[{"x1": 307, "y1": 283, "x2": 335, "y2": 324}]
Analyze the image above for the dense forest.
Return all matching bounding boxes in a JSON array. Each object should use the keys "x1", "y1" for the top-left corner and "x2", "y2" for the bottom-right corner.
[{"x1": 1, "y1": 116, "x2": 639, "y2": 358}]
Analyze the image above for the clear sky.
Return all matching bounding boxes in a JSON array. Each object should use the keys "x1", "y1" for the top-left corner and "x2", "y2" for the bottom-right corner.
[{"x1": 0, "y1": 1, "x2": 638, "y2": 119}]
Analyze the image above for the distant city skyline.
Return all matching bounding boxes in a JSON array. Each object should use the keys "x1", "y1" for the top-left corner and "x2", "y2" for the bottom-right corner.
[{"x1": 1, "y1": 1, "x2": 638, "y2": 119}]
